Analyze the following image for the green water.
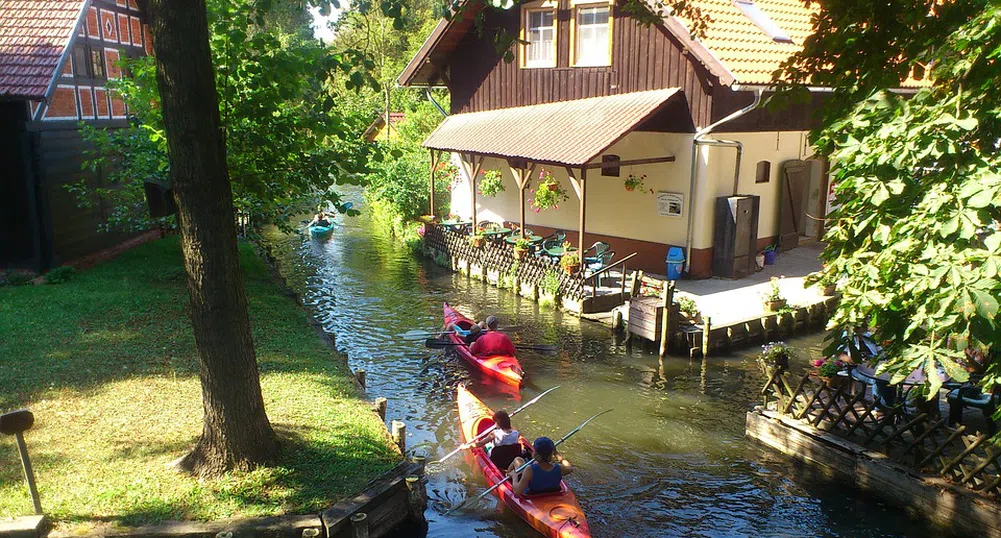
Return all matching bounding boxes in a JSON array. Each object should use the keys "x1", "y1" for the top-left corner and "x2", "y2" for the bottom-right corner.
[{"x1": 263, "y1": 192, "x2": 951, "y2": 538}]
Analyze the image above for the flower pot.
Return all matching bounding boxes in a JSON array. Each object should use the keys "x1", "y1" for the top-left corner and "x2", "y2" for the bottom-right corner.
[
  {"x1": 562, "y1": 264, "x2": 580, "y2": 275},
  {"x1": 625, "y1": 185, "x2": 635, "y2": 192},
  {"x1": 470, "y1": 237, "x2": 485, "y2": 248},
  {"x1": 823, "y1": 284, "x2": 837, "y2": 296},
  {"x1": 819, "y1": 375, "x2": 844, "y2": 389},
  {"x1": 765, "y1": 299, "x2": 787, "y2": 312},
  {"x1": 513, "y1": 247, "x2": 528, "y2": 260}
]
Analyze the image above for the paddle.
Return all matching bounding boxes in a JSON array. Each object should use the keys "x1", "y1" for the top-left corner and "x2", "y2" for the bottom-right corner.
[
  {"x1": 424, "y1": 338, "x2": 557, "y2": 353},
  {"x1": 399, "y1": 327, "x2": 523, "y2": 341},
  {"x1": 432, "y1": 385, "x2": 561, "y2": 466},
  {"x1": 445, "y1": 409, "x2": 613, "y2": 515}
]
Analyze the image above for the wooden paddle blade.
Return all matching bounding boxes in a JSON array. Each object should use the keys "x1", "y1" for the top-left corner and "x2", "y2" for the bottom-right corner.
[{"x1": 424, "y1": 338, "x2": 462, "y2": 349}]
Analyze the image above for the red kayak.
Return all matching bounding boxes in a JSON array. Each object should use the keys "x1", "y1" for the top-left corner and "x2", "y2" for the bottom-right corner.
[
  {"x1": 457, "y1": 384, "x2": 591, "y2": 537},
  {"x1": 443, "y1": 302, "x2": 523, "y2": 387}
]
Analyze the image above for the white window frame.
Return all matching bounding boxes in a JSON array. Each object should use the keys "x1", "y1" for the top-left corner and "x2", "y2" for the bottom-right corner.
[
  {"x1": 521, "y1": 1, "x2": 558, "y2": 69},
  {"x1": 571, "y1": 0, "x2": 613, "y2": 67}
]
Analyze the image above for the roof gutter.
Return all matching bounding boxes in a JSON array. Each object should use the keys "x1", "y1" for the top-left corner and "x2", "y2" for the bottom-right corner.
[
  {"x1": 684, "y1": 88, "x2": 763, "y2": 274},
  {"x1": 425, "y1": 87, "x2": 448, "y2": 118}
]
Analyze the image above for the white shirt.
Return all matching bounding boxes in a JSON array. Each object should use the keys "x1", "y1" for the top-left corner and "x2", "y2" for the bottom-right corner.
[{"x1": 493, "y1": 428, "x2": 520, "y2": 446}]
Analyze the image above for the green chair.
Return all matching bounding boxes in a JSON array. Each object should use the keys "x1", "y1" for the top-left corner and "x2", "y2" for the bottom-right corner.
[
  {"x1": 583, "y1": 242, "x2": 610, "y2": 264},
  {"x1": 586, "y1": 249, "x2": 615, "y2": 287}
]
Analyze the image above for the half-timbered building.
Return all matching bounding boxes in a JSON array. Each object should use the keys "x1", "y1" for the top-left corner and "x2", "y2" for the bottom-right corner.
[
  {"x1": 399, "y1": 0, "x2": 890, "y2": 278},
  {"x1": 1, "y1": 0, "x2": 152, "y2": 271}
]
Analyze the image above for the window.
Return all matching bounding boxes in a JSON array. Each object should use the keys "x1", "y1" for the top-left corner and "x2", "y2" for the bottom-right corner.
[
  {"x1": 91, "y1": 48, "x2": 105, "y2": 79},
  {"x1": 574, "y1": 4, "x2": 610, "y2": 66},
  {"x1": 601, "y1": 154, "x2": 620, "y2": 177},
  {"x1": 524, "y1": 9, "x2": 555, "y2": 67},
  {"x1": 755, "y1": 161, "x2": 771, "y2": 183},
  {"x1": 72, "y1": 46, "x2": 90, "y2": 77}
]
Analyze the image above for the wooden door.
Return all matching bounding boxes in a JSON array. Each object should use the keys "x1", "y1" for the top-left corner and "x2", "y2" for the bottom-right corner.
[{"x1": 779, "y1": 160, "x2": 807, "y2": 251}]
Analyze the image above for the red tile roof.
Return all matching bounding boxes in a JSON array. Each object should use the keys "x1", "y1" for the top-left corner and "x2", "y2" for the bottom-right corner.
[
  {"x1": 0, "y1": 0, "x2": 87, "y2": 100},
  {"x1": 423, "y1": 88, "x2": 682, "y2": 166}
]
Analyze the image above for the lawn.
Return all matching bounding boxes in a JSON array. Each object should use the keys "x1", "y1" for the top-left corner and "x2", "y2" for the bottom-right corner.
[{"x1": 0, "y1": 237, "x2": 399, "y2": 528}]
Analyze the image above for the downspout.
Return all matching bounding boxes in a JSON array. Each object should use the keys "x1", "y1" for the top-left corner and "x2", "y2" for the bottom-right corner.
[
  {"x1": 684, "y1": 88, "x2": 763, "y2": 273},
  {"x1": 425, "y1": 87, "x2": 448, "y2": 118}
]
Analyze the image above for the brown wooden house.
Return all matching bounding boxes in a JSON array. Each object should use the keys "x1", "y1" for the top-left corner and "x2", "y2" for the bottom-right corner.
[
  {"x1": 1, "y1": 0, "x2": 152, "y2": 271},
  {"x1": 398, "y1": 0, "x2": 886, "y2": 278}
]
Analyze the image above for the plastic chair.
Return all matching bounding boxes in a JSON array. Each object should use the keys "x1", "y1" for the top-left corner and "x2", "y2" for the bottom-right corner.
[
  {"x1": 948, "y1": 385, "x2": 999, "y2": 435},
  {"x1": 543, "y1": 230, "x2": 566, "y2": 244},
  {"x1": 586, "y1": 250, "x2": 615, "y2": 287},
  {"x1": 479, "y1": 221, "x2": 502, "y2": 232},
  {"x1": 583, "y1": 242, "x2": 610, "y2": 264}
]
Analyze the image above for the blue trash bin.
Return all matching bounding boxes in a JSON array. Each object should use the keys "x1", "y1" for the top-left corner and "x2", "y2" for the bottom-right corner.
[{"x1": 665, "y1": 247, "x2": 685, "y2": 280}]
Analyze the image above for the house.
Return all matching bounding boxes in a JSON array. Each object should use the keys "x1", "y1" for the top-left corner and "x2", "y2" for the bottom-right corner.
[
  {"x1": 1, "y1": 0, "x2": 152, "y2": 271},
  {"x1": 397, "y1": 0, "x2": 883, "y2": 278},
  {"x1": 362, "y1": 111, "x2": 406, "y2": 142}
]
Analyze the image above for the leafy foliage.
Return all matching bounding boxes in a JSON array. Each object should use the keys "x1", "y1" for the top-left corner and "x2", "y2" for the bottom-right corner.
[
  {"x1": 478, "y1": 169, "x2": 505, "y2": 197},
  {"x1": 530, "y1": 170, "x2": 569, "y2": 212},
  {"x1": 781, "y1": 2, "x2": 1001, "y2": 395},
  {"x1": 43, "y1": 266, "x2": 76, "y2": 285}
]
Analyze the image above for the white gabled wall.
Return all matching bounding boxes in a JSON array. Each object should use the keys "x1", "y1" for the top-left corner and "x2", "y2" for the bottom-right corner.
[
  {"x1": 691, "y1": 131, "x2": 818, "y2": 250},
  {"x1": 448, "y1": 131, "x2": 695, "y2": 247}
]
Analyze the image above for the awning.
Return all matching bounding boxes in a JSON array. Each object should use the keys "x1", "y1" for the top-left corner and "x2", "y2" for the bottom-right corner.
[{"x1": 422, "y1": 88, "x2": 684, "y2": 167}]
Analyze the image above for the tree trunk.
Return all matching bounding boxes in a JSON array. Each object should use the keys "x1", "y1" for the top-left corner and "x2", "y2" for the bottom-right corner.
[{"x1": 144, "y1": 0, "x2": 278, "y2": 476}]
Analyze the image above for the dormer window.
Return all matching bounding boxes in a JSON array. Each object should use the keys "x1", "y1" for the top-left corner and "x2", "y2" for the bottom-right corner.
[
  {"x1": 522, "y1": 3, "x2": 557, "y2": 68},
  {"x1": 572, "y1": 2, "x2": 612, "y2": 66}
]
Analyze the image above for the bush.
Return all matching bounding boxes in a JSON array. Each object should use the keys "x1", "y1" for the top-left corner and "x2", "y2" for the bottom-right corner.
[
  {"x1": 539, "y1": 270, "x2": 561, "y2": 296},
  {"x1": 2, "y1": 271, "x2": 35, "y2": 287},
  {"x1": 44, "y1": 266, "x2": 76, "y2": 285}
]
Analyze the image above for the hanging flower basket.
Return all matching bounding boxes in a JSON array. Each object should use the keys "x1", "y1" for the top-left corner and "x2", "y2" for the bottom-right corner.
[
  {"x1": 478, "y1": 170, "x2": 505, "y2": 197},
  {"x1": 624, "y1": 173, "x2": 648, "y2": 192},
  {"x1": 530, "y1": 169, "x2": 569, "y2": 213}
]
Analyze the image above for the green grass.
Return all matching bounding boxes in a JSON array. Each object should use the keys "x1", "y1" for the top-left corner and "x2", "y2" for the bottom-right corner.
[{"x1": 0, "y1": 237, "x2": 399, "y2": 529}]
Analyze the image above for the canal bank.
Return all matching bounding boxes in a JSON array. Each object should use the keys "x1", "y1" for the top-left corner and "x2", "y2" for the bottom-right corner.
[{"x1": 262, "y1": 190, "x2": 958, "y2": 537}]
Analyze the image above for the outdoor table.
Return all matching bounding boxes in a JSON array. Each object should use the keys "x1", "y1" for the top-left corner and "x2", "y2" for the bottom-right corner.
[
  {"x1": 504, "y1": 234, "x2": 543, "y2": 245},
  {"x1": 480, "y1": 228, "x2": 511, "y2": 241},
  {"x1": 544, "y1": 245, "x2": 577, "y2": 258},
  {"x1": 440, "y1": 219, "x2": 472, "y2": 231},
  {"x1": 841, "y1": 363, "x2": 960, "y2": 419}
]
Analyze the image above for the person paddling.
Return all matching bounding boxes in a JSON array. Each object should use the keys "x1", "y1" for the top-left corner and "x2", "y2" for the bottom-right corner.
[
  {"x1": 466, "y1": 410, "x2": 526, "y2": 469},
  {"x1": 508, "y1": 436, "x2": 573, "y2": 495},
  {"x1": 308, "y1": 211, "x2": 331, "y2": 228},
  {"x1": 470, "y1": 315, "x2": 516, "y2": 357}
]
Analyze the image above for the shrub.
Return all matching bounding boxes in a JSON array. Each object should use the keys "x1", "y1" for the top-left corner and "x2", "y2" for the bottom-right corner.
[
  {"x1": 539, "y1": 270, "x2": 561, "y2": 296},
  {"x1": 44, "y1": 266, "x2": 76, "y2": 285}
]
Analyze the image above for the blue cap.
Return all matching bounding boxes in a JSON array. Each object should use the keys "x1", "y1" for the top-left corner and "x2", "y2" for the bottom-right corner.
[{"x1": 533, "y1": 436, "x2": 555, "y2": 457}]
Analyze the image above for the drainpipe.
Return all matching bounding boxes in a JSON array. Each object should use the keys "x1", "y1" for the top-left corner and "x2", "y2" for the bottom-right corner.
[
  {"x1": 425, "y1": 87, "x2": 448, "y2": 118},
  {"x1": 684, "y1": 88, "x2": 763, "y2": 273}
]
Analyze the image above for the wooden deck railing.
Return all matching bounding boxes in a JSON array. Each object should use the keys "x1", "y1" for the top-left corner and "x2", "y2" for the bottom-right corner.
[
  {"x1": 583, "y1": 252, "x2": 638, "y2": 298},
  {"x1": 760, "y1": 363, "x2": 1001, "y2": 498}
]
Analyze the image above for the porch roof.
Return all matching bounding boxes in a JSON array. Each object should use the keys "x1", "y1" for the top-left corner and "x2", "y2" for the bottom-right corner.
[{"x1": 422, "y1": 88, "x2": 683, "y2": 167}]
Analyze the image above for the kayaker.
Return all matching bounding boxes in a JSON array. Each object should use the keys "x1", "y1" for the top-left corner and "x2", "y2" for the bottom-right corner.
[
  {"x1": 470, "y1": 316, "x2": 516, "y2": 357},
  {"x1": 466, "y1": 410, "x2": 525, "y2": 469},
  {"x1": 309, "y1": 212, "x2": 331, "y2": 227},
  {"x1": 444, "y1": 323, "x2": 482, "y2": 344},
  {"x1": 508, "y1": 437, "x2": 573, "y2": 496}
]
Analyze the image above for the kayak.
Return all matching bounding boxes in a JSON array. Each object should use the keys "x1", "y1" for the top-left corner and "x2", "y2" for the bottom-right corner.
[
  {"x1": 443, "y1": 302, "x2": 523, "y2": 387},
  {"x1": 456, "y1": 384, "x2": 591, "y2": 538},
  {"x1": 308, "y1": 223, "x2": 334, "y2": 239}
]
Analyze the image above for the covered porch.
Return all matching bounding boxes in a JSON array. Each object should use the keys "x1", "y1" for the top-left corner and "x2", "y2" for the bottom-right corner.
[{"x1": 422, "y1": 88, "x2": 694, "y2": 279}]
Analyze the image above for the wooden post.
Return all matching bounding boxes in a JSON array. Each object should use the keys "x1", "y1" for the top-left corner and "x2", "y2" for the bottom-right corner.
[
  {"x1": 374, "y1": 397, "x2": 387, "y2": 421},
  {"x1": 460, "y1": 154, "x2": 485, "y2": 230},
  {"x1": 350, "y1": 513, "x2": 369, "y2": 538},
  {"x1": 412, "y1": 455, "x2": 427, "y2": 476},
  {"x1": 428, "y1": 150, "x2": 437, "y2": 218},
  {"x1": 702, "y1": 316, "x2": 712, "y2": 357},
  {"x1": 578, "y1": 168, "x2": 587, "y2": 256},
  {"x1": 392, "y1": 420, "x2": 406, "y2": 452},
  {"x1": 406, "y1": 475, "x2": 426, "y2": 519},
  {"x1": 356, "y1": 369, "x2": 366, "y2": 390},
  {"x1": 302, "y1": 528, "x2": 320, "y2": 538},
  {"x1": 660, "y1": 282, "x2": 675, "y2": 358},
  {"x1": 15, "y1": 432, "x2": 42, "y2": 514}
]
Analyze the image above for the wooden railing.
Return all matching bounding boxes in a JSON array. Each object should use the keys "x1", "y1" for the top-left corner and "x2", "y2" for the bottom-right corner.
[
  {"x1": 761, "y1": 363, "x2": 1001, "y2": 498},
  {"x1": 583, "y1": 252, "x2": 638, "y2": 298}
]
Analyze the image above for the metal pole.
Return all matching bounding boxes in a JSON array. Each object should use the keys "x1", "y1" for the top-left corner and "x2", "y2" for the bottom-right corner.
[{"x1": 15, "y1": 432, "x2": 42, "y2": 514}]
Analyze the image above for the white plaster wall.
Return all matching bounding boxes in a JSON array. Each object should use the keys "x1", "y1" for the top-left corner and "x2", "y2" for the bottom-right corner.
[
  {"x1": 691, "y1": 131, "x2": 816, "y2": 249},
  {"x1": 448, "y1": 131, "x2": 694, "y2": 246}
]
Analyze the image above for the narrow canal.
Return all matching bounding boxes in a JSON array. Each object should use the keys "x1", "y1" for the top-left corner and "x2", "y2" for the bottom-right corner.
[{"x1": 265, "y1": 194, "x2": 941, "y2": 537}]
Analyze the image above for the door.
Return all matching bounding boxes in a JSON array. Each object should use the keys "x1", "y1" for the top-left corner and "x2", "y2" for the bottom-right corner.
[{"x1": 779, "y1": 160, "x2": 807, "y2": 251}]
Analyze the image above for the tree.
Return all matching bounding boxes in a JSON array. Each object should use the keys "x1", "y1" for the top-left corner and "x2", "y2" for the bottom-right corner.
[
  {"x1": 780, "y1": 1, "x2": 1001, "y2": 393},
  {"x1": 144, "y1": 0, "x2": 278, "y2": 475}
]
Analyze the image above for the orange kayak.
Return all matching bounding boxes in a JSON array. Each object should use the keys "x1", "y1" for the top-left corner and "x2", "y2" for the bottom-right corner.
[
  {"x1": 456, "y1": 384, "x2": 591, "y2": 538},
  {"x1": 443, "y1": 303, "x2": 523, "y2": 387}
]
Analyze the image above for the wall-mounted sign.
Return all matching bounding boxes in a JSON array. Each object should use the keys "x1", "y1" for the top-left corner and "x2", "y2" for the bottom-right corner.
[{"x1": 657, "y1": 191, "x2": 684, "y2": 217}]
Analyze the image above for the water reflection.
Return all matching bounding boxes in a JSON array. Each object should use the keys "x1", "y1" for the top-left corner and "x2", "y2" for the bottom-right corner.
[{"x1": 262, "y1": 192, "x2": 947, "y2": 538}]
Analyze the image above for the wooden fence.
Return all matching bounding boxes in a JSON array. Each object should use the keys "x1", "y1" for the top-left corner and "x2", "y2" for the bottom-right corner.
[
  {"x1": 761, "y1": 363, "x2": 1001, "y2": 499},
  {"x1": 421, "y1": 223, "x2": 584, "y2": 302}
]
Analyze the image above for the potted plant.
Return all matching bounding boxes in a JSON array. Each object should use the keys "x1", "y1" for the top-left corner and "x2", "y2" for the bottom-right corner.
[
  {"x1": 559, "y1": 249, "x2": 581, "y2": 275},
  {"x1": 624, "y1": 173, "x2": 651, "y2": 192},
  {"x1": 760, "y1": 341, "x2": 794, "y2": 369},
  {"x1": 763, "y1": 277, "x2": 787, "y2": 312},
  {"x1": 468, "y1": 231, "x2": 486, "y2": 248},
  {"x1": 806, "y1": 271, "x2": 837, "y2": 296},
  {"x1": 478, "y1": 169, "x2": 505, "y2": 197},
  {"x1": 762, "y1": 244, "x2": 778, "y2": 265},
  {"x1": 512, "y1": 236, "x2": 530, "y2": 260},
  {"x1": 675, "y1": 296, "x2": 702, "y2": 325},
  {"x1": 529, "y1": 169, "x2": 569, "y2": 212},
  {"x1": 813, "y1": 357, "x2": 847, "y2": 387}
]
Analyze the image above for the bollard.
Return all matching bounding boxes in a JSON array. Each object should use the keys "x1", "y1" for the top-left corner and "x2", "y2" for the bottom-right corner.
[
  {"x1": 356, "y1": 369, "x2": 367, "y2": 390},
  {"x1": 412, "y1": 455, "x2": 426, "y2": 476},
  {"x1": 392, "y1": 420, "x2": 407, "y2": 452},
  {"x1": 702, "y1": 316, "x2": 711, "y2": 358},
  {"x1": 302, "y1": 528, "x2": 320, "y2": 538},
  {"x1": 406, "y1": 475, "x2": 426, "y2": 515},
  {"x1": 374, "y1": 397, "x2": 388, "y2": 421},
  {"x1": 350, "y1": 513, "x2": 369, "y2": 538},
  {"x1": 1, "y1": 409, "x2": 42, "y2": 514}
]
